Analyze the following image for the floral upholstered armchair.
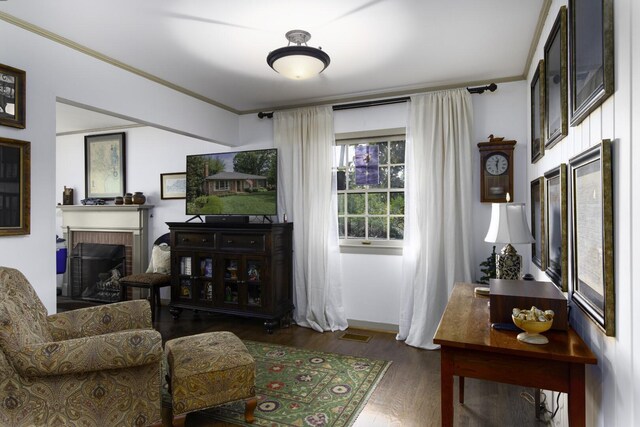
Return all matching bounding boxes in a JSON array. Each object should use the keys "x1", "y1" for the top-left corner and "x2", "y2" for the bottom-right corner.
[{"x1": 0, "y1": 267, "x2": 163, "y2": 426}]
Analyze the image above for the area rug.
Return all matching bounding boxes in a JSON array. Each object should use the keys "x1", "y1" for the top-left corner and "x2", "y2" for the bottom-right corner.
[{"x1": 163, "y1": 340, "x2": 391, "y2": 426}]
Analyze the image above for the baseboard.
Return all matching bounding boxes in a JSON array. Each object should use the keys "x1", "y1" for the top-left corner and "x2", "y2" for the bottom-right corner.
[{"x1": 346, "y1": 319, "x2": 399, "y2": 334}]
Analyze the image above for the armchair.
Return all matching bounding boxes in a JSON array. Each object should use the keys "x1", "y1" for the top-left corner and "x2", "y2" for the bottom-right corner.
[{"x1": 0, "y1": 267, "x2": 162, "y2": 426}]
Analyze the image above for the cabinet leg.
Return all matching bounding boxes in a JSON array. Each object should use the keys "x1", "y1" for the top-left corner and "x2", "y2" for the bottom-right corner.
[
  {"x1": 169, "y1": 306, "x2": 182, "y2": 320},
  {"x1": 264, "y1": 319, "x2": 277, "y2": 334}
]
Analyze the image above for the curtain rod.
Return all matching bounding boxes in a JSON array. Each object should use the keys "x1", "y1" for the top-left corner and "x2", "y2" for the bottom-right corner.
[{"x1": 257, "y1": 83, "x2": 497, "y2": 119}]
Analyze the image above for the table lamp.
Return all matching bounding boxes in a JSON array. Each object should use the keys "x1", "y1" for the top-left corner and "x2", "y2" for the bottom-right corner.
[{"x1": 484, "y1": 195, "x2": 534, "y2": 280}]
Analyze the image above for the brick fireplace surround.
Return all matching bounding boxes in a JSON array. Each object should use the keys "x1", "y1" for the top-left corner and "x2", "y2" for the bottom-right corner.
[{"x1": 58, "y1": 205, "x2": 153, "y2": 297}]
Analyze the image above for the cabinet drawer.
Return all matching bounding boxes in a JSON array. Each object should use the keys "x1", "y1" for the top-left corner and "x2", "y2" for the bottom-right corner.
[
  {"x1": 175, "y1": 232, "x2": 216, "y2": 248},
  {"x1": 220, "y1": 233, "x2": 265, "y2": 251}
]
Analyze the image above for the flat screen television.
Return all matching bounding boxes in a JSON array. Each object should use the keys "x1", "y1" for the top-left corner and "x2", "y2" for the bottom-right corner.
[{"x1": 185, "y1": 148, "x2": 278, "y2": 218}]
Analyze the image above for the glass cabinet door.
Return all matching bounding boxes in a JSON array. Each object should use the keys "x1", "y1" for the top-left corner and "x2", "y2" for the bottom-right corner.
[
  {"x1": 198, "y1": 256, "x2": 215, "y2": 303},
  {"x1": 177, "y1": 255, "x2": 193, "y2": 300},
  {"x1": 246, "y1": 259, "x2": 263, "y2": 308},
  {"x1": 223, "y1": 258, "x2": 240, "y2": 305}
]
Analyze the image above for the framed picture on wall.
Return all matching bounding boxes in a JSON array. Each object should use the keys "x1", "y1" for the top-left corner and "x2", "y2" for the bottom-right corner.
[
  {"x1": 569, "y1": 139, "x2": 614, "y2": 336},
  {"x1": 160, "y1": 172, "x2": 187, "y2": 199},
  {"x1": 0, "y1": 137, "x2": 30, "y2": 236},
  {"x1": 569, "y1": 0, "x2": 614, "y2": 126},
  {"x1": 544, "y1": 6, "x2": 568, "y2": 150},
  {"x1": 0, "y1": 63, "x2": 26, "y2": 129},
  {"x1": 85, "y1": 132, "x2": 126, "y2": 200},
  {"x1": 544, "y1": 164, "x2": 568, "y2": 292},
  {"x1": 530, "y1": 177, "x2": 545, "y2": 270},
  {"x1": 530, "y1": 60, "x2": 545, "y2": 163}
]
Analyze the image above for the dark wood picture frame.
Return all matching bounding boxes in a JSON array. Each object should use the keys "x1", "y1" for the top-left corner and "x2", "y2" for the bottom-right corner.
[
  {"x1": 531, "y1": 60, "x2": 545, "y2": 163},
  {"x1": 569, "y1": 0, "x2": 614, "y2": 127},
  {"x1": 84, "y1": 132, "x2": 126, "y2": 200},
  {"x1": 0, "y1": 64, "x2": 26, "y2": 129},
  {"x1": 160, "y1": 172, "x2": 186, "y2": 200},
  {"x1": 544, "y1": 164, "x2": 568, "y2": 292},
  {"x1": 569, "y1": 139, "x2": 614, "y2": 335},
  {"x1": 544, "y1": 6, "x2": 568, "y2": 150},
  {"x1": 0, "y1": 137, "x2": 30, "y2": 236},
  {"x1": 530, "y1": 177, "x2": 545, "y2": 270}
]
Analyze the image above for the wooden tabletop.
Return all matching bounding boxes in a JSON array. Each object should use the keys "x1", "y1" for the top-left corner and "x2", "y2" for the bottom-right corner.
[{"x1": 433, "y1": 283, "x2": 597, "y2": 365}]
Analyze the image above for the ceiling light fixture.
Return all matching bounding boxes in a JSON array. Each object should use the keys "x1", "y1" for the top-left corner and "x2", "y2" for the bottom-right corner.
[{"x1": 267, "y1": 30, "x2": 330, "y2": 80}]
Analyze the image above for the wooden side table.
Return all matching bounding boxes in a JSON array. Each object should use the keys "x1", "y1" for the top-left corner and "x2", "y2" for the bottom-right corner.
[{"x1": 434, "y1": 282, "x2": 596, "y2": 426}]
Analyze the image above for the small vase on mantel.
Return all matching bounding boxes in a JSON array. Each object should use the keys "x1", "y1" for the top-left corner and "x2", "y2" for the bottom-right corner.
[
  {"x1": 114, "y1": 196, "x2": 124, "y2": 205},
  {"x1": 132, "y1": 192, "x2": 146, "y2": 204},
  {"x1": 124, "y1": 193, "x2": 133, "y2": 205}
]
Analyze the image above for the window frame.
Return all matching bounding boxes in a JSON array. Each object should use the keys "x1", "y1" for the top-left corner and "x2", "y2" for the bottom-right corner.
[{"x1": 335, "y1": 128, "x2": 406, "y2": 254}]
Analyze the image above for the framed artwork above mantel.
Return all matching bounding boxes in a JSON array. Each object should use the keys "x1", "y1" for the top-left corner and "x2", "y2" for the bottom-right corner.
[{"x1": 84, "y1": 132, "x2": 126, "y2": 200}]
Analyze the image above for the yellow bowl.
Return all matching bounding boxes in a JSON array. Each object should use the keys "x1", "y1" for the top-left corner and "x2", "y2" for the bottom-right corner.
[
  {"x1": 512, "y1": 315, "x2": 553, "y2": 344},
  {"x1": 512, "y1": 315, "x2": 553, "y2": 334}
]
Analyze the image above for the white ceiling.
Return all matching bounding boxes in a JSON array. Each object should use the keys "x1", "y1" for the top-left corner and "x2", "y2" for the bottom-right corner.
[{"x1": 2, "y1": 0, "x2": 547, "y2": 131}]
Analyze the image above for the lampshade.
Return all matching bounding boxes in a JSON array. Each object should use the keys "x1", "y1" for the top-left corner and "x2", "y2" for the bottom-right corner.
[
  {"x1": 267, "y1": 30, "x2": 330, "y2": 80},
  {"x1": 484, "y1": 203, "x2": 534, "y2": 244}
]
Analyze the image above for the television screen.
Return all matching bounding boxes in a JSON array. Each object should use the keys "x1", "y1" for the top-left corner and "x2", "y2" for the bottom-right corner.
[{"x1": 185, "y1": 148, "x2": 278, "y2": 216}]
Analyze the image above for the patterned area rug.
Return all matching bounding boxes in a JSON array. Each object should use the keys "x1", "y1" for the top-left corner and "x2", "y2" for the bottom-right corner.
[{"x1": 163, "y1": 340, "x2": 391, "y2": 426}]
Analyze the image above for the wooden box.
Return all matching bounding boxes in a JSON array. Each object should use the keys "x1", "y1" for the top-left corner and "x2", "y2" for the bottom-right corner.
[{"x1": 489, "y1": 279, "x2": 568, "y2": 331}]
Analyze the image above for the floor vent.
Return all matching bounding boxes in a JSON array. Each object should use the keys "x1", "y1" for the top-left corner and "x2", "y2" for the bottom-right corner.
[{"x1": 339, "y1": 332, "x2": 372, "y2": 343}]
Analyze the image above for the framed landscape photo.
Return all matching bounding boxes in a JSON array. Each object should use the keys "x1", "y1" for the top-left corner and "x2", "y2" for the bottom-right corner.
[
  {"x1": 569, "y1": 139, "x2": 614, "y2": 335},
  {"x1": 85, "y1": 132, "x2": 126, "y2": 200},
  {"x1": 530, "y1": 60, "x2": 545, "y2": 163},
  {"x1": 161, "y1": 172, "x2": 186, "y2": 199},
  {"x1": 569, "y1": 0, "x2": 614, "y2": 127},
  {"x1": 530, "y1": 177, "x2": 545, "y2": 270},
  {"x1": 544, "y1": 164, "x2": 568, "y2": 292},
  {"x1": 0, "y1": 64, "x2": 26, "y2": 129},
  {"x1": 544, "y1": 6, "x2": 568, "y2": 150},
  {"x1": 0, "y1": 137, "x2": 30, "y2": 236}
]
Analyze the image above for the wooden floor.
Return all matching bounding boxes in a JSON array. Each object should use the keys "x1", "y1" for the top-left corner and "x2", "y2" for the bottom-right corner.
[{"x1": 59, "y1": 299, "x2": 551, "y2": 426}]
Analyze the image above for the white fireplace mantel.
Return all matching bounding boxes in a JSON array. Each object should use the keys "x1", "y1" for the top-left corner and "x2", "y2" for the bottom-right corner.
[{"x1": 58, "y1": 205, "x2": 154, "y2": 276}]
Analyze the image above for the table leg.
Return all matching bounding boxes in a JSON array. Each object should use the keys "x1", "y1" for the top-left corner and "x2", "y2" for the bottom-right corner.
[
  {"x1": 568, "y1": 363, "x2": 586, "y2": 427},
  {"x1": 440, "y1": 348, "x2": 454, "y2": 427},
  {"x1": 459, "y1": 376, "x2": 465, "y2": 404}
]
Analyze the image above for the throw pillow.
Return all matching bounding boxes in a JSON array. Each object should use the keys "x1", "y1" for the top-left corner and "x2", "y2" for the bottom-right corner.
[{"x1": 146, "y1": 243, "x2": 171, "y2": 274}]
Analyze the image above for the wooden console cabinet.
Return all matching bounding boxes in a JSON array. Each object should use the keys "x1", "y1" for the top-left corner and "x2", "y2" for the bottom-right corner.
[{"x1": 167, "y1": 222, "x2": 293, "y2": 333}]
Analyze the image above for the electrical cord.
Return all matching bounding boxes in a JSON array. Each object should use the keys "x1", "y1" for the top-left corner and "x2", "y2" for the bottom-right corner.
[{"x1": 520, "y1": 389, "x2": 562, "y2": 420}]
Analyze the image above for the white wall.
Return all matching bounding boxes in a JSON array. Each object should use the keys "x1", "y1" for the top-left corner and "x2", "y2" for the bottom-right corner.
[
  {"x1": 1, "y1": 20, "x2": 239, "y2": 313},
  {"x1": 526, "y1": 1, "x2": 639, "y2": 425}
]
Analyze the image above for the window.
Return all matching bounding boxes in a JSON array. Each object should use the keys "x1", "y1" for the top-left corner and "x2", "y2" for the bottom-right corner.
[{"x1": 335, "y1": 129, "x2": 405, "y2": 248}]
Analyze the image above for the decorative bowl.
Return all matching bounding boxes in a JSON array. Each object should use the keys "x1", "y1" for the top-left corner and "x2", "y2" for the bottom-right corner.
[{"x1": 512, "y1": 307, "x2": 554, "y2": 345}]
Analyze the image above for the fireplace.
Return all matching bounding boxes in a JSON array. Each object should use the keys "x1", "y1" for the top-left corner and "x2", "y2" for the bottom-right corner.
[
  {"x1": 58, "y1": 205, "x2": 153, "y2": 298},
  {"x1": 70, "y1": 243, "x2": 125, "y2": 302}
]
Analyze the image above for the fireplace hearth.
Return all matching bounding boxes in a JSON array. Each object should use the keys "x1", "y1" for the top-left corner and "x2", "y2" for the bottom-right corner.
[{"x1": 70, "y1": 243, "x2": 125, "y2": 303}]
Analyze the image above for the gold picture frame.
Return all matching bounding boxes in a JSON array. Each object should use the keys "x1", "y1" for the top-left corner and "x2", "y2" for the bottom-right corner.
[
  {"x1": 85, "y1": 132, "x2": 126, "y2": 200},
  {"x1": 530, "y1": 177, "x2": 545, "y2": 270},
  {"x1": 0, "y1": 63, "x2": 26, "y2": 129},
  {"x1": 0, "y1": 137, "x2": 30, "y2": 236},
  {"x1": 544, "y1": 6, "x2": 568, "y2": 149},
  {"x1": 544, "y1": 164, "x2": 568, "y2": 292},
  {"x1": 531, "y1": 60, "x2": 545, "y2": 163},
  {"x1": 569, "y1": 139, "x2": 614, "y2": 335}
]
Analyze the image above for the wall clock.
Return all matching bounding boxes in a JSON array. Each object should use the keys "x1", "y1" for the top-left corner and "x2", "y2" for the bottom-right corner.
[{"x1": 478, "y1": 135, "x2": 516, "y2": 203}]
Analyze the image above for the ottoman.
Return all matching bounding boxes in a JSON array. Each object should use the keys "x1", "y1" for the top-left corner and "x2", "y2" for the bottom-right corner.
[{"x1": 164, "y1": 331, "x2": 256, "y2": 427}]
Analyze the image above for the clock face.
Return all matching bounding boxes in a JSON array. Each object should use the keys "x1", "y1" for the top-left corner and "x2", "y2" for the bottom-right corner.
[{"x1": 485, "y1": 153, "x2": 509, "y2": 176}]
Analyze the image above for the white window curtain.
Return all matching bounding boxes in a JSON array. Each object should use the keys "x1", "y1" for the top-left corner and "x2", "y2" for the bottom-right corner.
[
  {"x1": 274, "y1": 106, "x2": 348, "y2": 332},
  {"x1": 397, "y1": 88, "x2": 474, "y2": 350}
]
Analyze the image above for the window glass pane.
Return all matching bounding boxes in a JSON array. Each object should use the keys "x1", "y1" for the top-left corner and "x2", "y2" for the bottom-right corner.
[
  {"x1": 368, "y1": 193, "x2": 387, "y2": 215},
  {"x1": 347, "y1": 168, "x2": 365, "y2": 190},
  {"x1": 371, "y1": 141, "x2": 388, "y2": 164},
  {"x1": 368, "y1": 217, "x2": 387, "y2": 239},
  {"x1": 390, "y1": 165, "x2": 405, "y2": 189},
  {"x1": 370, "y1": 166, "x2": 388, "y2": 189},
  {"x1": 338, "y1": 217, "x2": 345, "y2": 238},
  {"x1": 338, "y1": 193, "x2": 345, "y2": 214},
  {"x1": 390, "y1": 192, "x2": 405, "y2": 215},
  {"x1": 390, "y1": 217, "x2": 404, "y2": 240},
  {"x1": 390, "y1": 140, "x2": 405, "y2": 164},
  {"x1": 347, "y1": 193, "x2": 365, "y2": 214},
  {"x1": 347, "y1": 217, "x2": 365, "y2": 238}
]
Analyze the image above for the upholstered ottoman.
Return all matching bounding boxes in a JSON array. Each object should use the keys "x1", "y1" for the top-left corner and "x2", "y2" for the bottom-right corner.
[{"x1": 164, "y1": 331, "x2": 256, "y2": 426}]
